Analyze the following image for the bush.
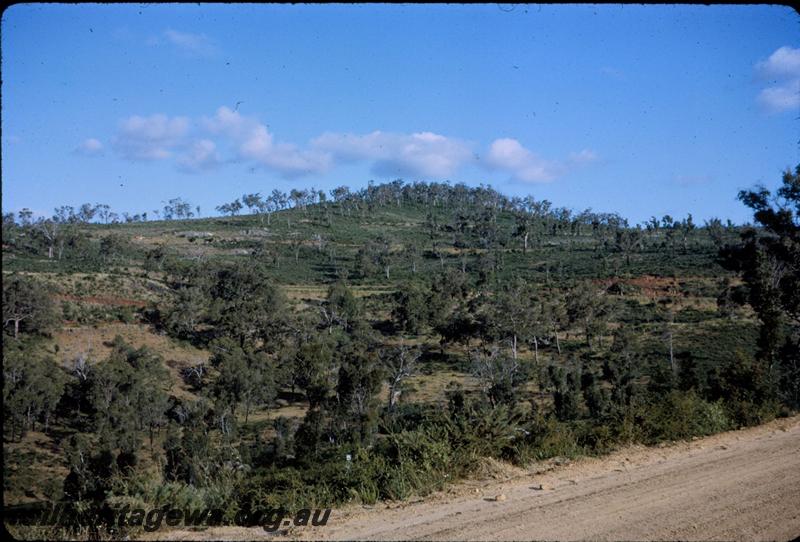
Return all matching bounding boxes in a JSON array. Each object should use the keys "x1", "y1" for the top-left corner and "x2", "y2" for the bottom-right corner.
[{"x1": 638, "y1": 391, "x2": 731, "y2": 444}]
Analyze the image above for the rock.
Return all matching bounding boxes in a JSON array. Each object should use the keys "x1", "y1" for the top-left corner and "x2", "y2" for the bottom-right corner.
[
  {"x1": 494, "y1": 494, "x2": 507, "y2": 502},
  {"x1": 275, "y1": 399, "x2": 290, "y2": 407}
]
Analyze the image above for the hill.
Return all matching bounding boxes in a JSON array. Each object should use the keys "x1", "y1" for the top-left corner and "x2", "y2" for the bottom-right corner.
[{"x1": 3, "y1": 177, "x2": 798, "y2": 539}]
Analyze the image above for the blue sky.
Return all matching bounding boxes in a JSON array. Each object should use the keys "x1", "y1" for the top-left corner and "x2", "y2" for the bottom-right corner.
[{"x1": 2, "y1": 3, "x2": 798, "y2": 224}]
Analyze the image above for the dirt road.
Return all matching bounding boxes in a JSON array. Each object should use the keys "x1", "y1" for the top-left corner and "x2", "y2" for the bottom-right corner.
[{"x1": 152, "y1": 416, "x2": 800, "y2": 541}]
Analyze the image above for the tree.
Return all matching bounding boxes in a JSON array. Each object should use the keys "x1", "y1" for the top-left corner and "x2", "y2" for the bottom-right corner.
[
  {"x1": 320, "y1": 282, "x2": 362, "y2": 334},
  {"x1": 723, "y1": 165, "x2": 800, "y2": 408},
  {"x1": 392, "y1": 282, "x2": 429, "y2": 335},
  {"x1": 513, "y1": 212, "x2": 533, "y2": 253},
  {"x1": 18, "y1": 208, "x2": 34, "y2": 226},
  {"x1": 356, "y1": 237, "x2": 392, "y2": 279},
  {"x1": 36, "y1": 217, "x2": 62, "y2": 259},
  {"x1": 165, "y1": 286, "x2": 208, "y2": 340},
  {"x1": 99, "y1": 234, "x2": 130, "y2": 264},
  {"x1": 470, "y1": 345, "x2": 529, "y2": 407},
  {"x1": 3, "y1": 273, "x2": 57, "y2": 339},
  {"x1": 163, "y1": 198, "x2": 194, "y2": 220},
  {"x1": 89, "y1": 338, "x2": 170, "y2": 454},
  {"x1": 288, "y1": 233, "x2": 304, "y2": 262},
  {"x1": 216, "y1": 199, "x2": 243, "y2": 217},
  {"x1": 292, "y1": 335, "x2": 337, "y2": 409},
  {"x1": 614, "y1": 227, "x2": 643, "y2": 267},
  {"x1": 605, "y1": 326, "x2": 643, "y2": 411},
  {"x1": 403, "y1": 243, "x2": 421, "y2": 274},
  {"x1": 4, "y1": 351, "x2": 66, "y2": 440},
  {"x1": 210, "y1": 338, "x2": 277, "y2": 424},
  {"x1": 332, "y1": 345, "x2": 384, "y2": 445},
  {"x1": 381, "y1": 343, "x2": 420, "y2": 410},
  {"x1": 241, "y1": 192, "x2": 263, "y2": 215},
  {"x1": 678, "y1": 214, "x2": 695, "y2": 254},
  {"x1": 144, "y1": 246, "x2": 168, "y2": 274},
  {"x1": 704, "y1": 217, "x2": 726, "y2": 249},
  {"x1": 210, "y1": 263, "x2": 286, "y2": 347},
  {"x1": 488, "y1": 278, "x2": 532, "y2": 360},
  {"x1": 551, "y1": 364, "x2": 583, "y2": 421},
  {"x1": 566, "y1": 281, "x2": 613, "y2": 348}
]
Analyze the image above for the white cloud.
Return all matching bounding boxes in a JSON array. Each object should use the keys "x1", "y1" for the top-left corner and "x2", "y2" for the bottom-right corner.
[
  {"x1": 758, "y1": 80, "x2": 800, "y2": 113},
  {"x1": 163, "y1": 29, "x2": 218, "y2": 57},
  {"x1": 113, "y1": 114, "x2": 190, "y2": 160},
  {"x1": 485, "y1": 139, "x2": 598, "y2": 183},
  {"x1": 568, "y1": 149, "x2": 598, "y2": 164},
  {"x1": 202, "y1": 106, "x2": 257, "y2": 139},
  {"x1": 485, "y1": 138, "x2": 559, "y2": 182},
  {"x1": 312, "y1": 130, "x2": 472, "y2": 178},
  {"x1": 756, "y1": 46, "x2": 800, "y2": 79},
  {"x1": 203, "y1": 106, "x2": 331, "y2": 177},
  {"x1": 755, "y1": 46, "x2": 800, "y2": 114},
  {"x1": 177, "y1": 139, "x2": 220, "y2": 172},
  {"x1": 92, "y1": 106, "x2": 599, "y2": 181},
  {"x1": 74, "y1": 138, "x2": 104, "y2": 156},
  {"x1": 255, "y1": 143, "x2": 332, "y2": 178}
]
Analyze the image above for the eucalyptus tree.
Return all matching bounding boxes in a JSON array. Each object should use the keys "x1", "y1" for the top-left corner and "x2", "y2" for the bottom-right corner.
[
  {"x1": 488, "y1": 278, "x2": 532, "y2": 360},
  {"x1": 216, "y1": 199, "x2": 243, "y2": 217},
  {"x1": 469, "y1": 345, "x2": 529, "y2": 407},
  {"x1": 241, "y1": 192, "x2": 264, "y2": 216},
  {"x1": 723, "y1": 165, "x2": 800, "y2": 408},
  {"x1": 4, "y1": 351, "x2": 66, "y2": 439},
  {"x1": 89, "y1": 338, "x2": 170, "y2": 455},
  {"x1": 210, "y1": 262, "x2": 287, "y2": 348},
  {"x1": 614, "y1": 227, "x2": 644, "y2": 267},
  {"x1": 160, "y1": 198, "x2": 192, "y2": 220},
  {"x1": 356, "y1": 236, "x2": 393, "y2": 279},
  {"x1": 704, "y1": 217, "x2": 726, "y2": 249},
  {"x1": 381, "y1": 343, "x2": 420, "y2": 410},
  {"x1": 392, "y1": 281, "x2": 429, "y2": 335},
  {"x1": 35, "y1": 217, "x2": 62, "y2": 259},
  {"x1": 513, "y1": 212, "x2": 533, "y2": 253},
  {"x1": 320, "y1": 281, "x2": 362, "y2": 334},
  {"x1": 566, "y1": 281, "x2": 614, "y2": 348},
  {"x1": 210, "y1": 337, "x2": 278, "y2": 424},
  {"x1": 3, "y1": 273, "x2": 57, "y2": 339}
]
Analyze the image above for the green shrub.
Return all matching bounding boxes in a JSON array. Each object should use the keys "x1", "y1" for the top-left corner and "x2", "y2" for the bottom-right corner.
[{"x1": 638, "y1": 391, "x2": 731, "y2": 443}]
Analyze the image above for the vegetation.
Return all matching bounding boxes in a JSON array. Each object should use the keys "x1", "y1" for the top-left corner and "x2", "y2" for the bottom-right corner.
[{"x1": 3, "y1": 170, "x2": 798, "y2": 537}]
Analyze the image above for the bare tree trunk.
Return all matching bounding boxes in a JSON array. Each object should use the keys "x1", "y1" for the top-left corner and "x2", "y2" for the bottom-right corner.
[
  {"x1": 533, "y1": 336, "x2": 539, "y2": 363},
  {"x1": 669, "y1": 330, "x2": 674, "y2": 373}
]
